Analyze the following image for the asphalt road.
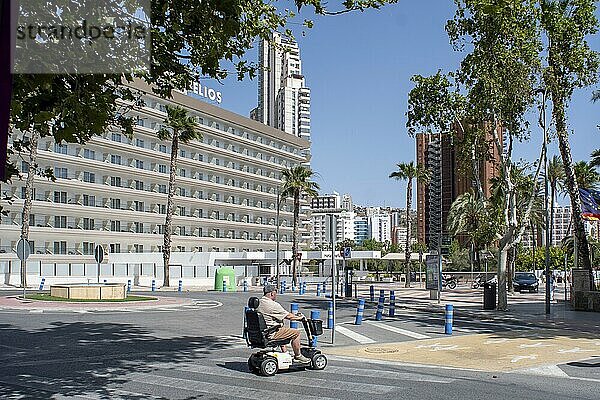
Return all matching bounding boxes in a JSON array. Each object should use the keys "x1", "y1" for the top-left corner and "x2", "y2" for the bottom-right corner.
[{"x1": 1, "y1": 290, "x2": 598, "y2": 399}]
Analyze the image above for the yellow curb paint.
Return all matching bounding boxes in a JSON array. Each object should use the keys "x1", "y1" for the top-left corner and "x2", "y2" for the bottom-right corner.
[{"x1": 327, "y1": 330, "x2": 600, "y2": 372}]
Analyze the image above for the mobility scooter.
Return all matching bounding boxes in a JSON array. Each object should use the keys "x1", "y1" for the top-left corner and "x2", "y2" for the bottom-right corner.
[{"x1": 244, "y1": 297, "x2": 327, "y2": 376}]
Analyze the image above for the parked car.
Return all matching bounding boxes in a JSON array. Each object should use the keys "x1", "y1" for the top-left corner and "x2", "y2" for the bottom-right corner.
[{"x1": 513, "y1": 272, "x2": 539, "y2": 293}]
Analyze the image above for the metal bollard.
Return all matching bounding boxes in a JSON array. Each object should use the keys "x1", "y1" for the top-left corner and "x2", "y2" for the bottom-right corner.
[
  {"x1": 376, "y1": 293, "x2": 385, "y2": 321},
  {"x1": 290, "y1": 303, "x2": 299, "y2": 329},
  {"x1": 178, "y1": 280, "x2": 183, "y2": 292},
  {"x1": 310, "y1": 310, "x2": 320, "y2": 347},
  {"x1": 317, "y1": 284, "x2": 321, "y2": 297},
  {"x1": 151, "y1": 279, "x2": 156, "y2": 292},
  {"x1": 370, "y1": 285, "x2": 374, "y2": 302},
  {"x1": 127, "y1": 279, "x2": 131, "y2": 293},
  {"x1": 243, "y1": 306, "x2": 249, "y2": 339},
  {"x1": 39, "y1": 278, "x2": 45, "y2": 291},
  {"x1": 389, "y1": 290, "x2": 396, "y2": 317},
  {"x1": 355, "y1": 299, "x2": 365, "y2": 325},
  {"x1": 223, "y1": 279, "x2": 228, "y2": 292},
  {"x1": 445, "y1": 304, "x2": 453, "y2": 335},
  {"x1": 243, "y1": 280, "x2": 248, "y2": 292},
  {"x1": 327, "y1": 301, "x2": 334, "y2": 329}
]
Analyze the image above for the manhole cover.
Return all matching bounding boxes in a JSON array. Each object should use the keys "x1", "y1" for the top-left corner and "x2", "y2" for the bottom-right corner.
[{"x1": 364, "y1": 347, "x2": 399, "y2": 354}]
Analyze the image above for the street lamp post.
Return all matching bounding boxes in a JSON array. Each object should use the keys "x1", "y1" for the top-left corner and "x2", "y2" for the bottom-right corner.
[{"x1": 276, "y1": 186, "x2": 281, "y2": 287}]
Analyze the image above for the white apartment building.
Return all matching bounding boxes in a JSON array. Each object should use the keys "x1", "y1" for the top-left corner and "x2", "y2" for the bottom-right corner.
[
  {"x1": 0, "y1": 80, "x2": 311, "y2": 255},
  {"x1": 370, "y1": 214, "x2": 392, "y2": 243},
  {"x1": 251, "y1": 32, "x2": 311, "y2": 142},
  {"x1": 522, "y1": 205, "x2": 573, "y2": 248},
  {"x1": 354, "y1": 217, "x2": 369, "y2": 245},
  {"x1": 309, "y1": 193, "x2": 355, "y2": 248}
]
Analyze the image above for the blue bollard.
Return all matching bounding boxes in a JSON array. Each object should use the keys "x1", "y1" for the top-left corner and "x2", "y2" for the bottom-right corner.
[
  {"x1": 301, "y1": 282, "x2": 306, "y2": 295},
  {"x1": 127, "y1": 279, "x2": 131, "y2": 293},
  {"x1": 290, "y1": 303, "x2": 299, "y2": 329},
  {"x1": 283, "y1": 281, "x2": 287, "y2": 293},
  {"x1": 243, "y1": 280, "x2": 248, "y2": 292},
  {"x1": 370, "y1": 285, "x2": 375, "y2": 302},
  {"x1": 317, "y1": 284, "x2": 321, "y2": 297},
  {"x1": 322, "y1": 282, "x2": 327, "y2": 296},
  {"x1": 178, "y1": 280, "x2": 183, "y2": 292},
  {"x1": 292, "y1": 282, "x2": 296, "y2": 292},
  {"x1": 389, "y1": 291, "x2": 396, "y2": 317},
  {"x1": 310, "y1": 310, "x2": 320, "y2": 347},
  {"x1": 38, "y1": 278, "x2": 45, "y2": 291},
  {"x1": 355, "y1": 299, "x2": 365, "y2": 325},
  {"x1": 379, "y1": 289, "x2": 385, "y2": 300},
  {"x1": 151, "y1": 279, "x2": 156, "y2": 292},
  {"x1": 223, "y1": 279, "x2": 228, "y2": 292},
  {"x1": 445, "y1": 304, "x2": 453, "y2": 335},
  {"x1": 376, "y1": 293, "x2": 385, "y2": 321},
  {"x1": 328, "y1": 301, "x2": 334, "y2": 329}
]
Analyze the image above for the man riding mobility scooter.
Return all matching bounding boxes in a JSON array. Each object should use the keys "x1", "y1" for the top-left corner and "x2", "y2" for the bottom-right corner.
[{"x1": 244, "y1": 296, "x2": 327, "y2": 376}]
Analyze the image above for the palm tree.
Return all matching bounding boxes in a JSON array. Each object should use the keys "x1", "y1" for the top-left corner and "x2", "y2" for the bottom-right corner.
[
  {"x1": 389, "y1": 161, "x2": 430, "y2": 287},
  {"x1": 281, "y1": 166, "x2": 319, "y2": 286},
  {"x1": 547, "y1": 155, "x2": 565, "y2": 246},
  {"x1": 157, "y1": 106, "x2": 199, "y2": 287},
  {"x1": 591, "y1": 149, "x2": 600, "y2": 168},
  {"x1": 574, "y1": 161, "x2": 600, "y2": 190}
]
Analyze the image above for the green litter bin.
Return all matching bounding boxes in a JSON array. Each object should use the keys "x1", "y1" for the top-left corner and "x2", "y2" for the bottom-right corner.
[{"x1": 215, "y1": 268, "x2": 236, "y2": 292}]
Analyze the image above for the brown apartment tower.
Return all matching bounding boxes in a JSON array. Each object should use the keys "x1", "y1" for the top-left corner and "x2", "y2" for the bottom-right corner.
[{"x1": 416, "y1": 126, "x2": 500, "y2": 250}]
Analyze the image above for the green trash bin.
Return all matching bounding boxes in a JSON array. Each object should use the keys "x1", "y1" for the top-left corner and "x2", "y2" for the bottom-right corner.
[{"x1": 215, "y1": 268, "x2": 236, "y2": 292}]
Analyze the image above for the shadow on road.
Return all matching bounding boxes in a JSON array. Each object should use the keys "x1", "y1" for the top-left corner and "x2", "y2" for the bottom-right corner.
[{"x1": 0, "y1": 321, "x2": 236, "y2": 399}]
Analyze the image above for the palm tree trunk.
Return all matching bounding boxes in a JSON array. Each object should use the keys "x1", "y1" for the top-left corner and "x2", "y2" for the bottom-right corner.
[
  {"x1": 20, "y1": 130, "x2": 39, "y2": 289},
  {"x1": 291, "y1": 191, "x2": 300, "y2": 286},
  {"x1": 163, "y1": 131, "x2": 179, "y2": 287},
  {"x1": 405, "y1": 178, "x2": 412, "y2": 288},
  {"x1": 552, "y1": 95, "x2": 593, "y2": 288}
]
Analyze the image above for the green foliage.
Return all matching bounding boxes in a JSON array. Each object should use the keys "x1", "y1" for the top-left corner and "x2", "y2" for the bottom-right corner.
[
  {"x1": 573, "y1": 160, "x2": 600, "y2": 190},
  {"x1": 591, "y1": 149, "x2": 600, "y2": 168},
  {"x1": 448, "y1": 192, "x2": 499, "y2": 251},
  {"x1": 389, "y1": 161, "x2": 430, "y2": 184},
  {"x1": 280, "y1": 166, "x2": 320, "y2": 201},
  {"x1": 157, "y1": 106, "x2": 200, "y2": 143},
  {"x1": 516, "y1": 245, "x2": 569, "y2": 272},
  {"x1": 336, "y1": 239, "x2": 356, "y2": 251}
]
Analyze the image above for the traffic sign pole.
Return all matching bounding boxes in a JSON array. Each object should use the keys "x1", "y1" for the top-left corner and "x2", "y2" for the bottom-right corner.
[
  {"x1": 17, "y1": 238, "x2": 31, "y2": 299},
  {"x1": 94, "y1": 245, "x2": 104, "y2": 284}
]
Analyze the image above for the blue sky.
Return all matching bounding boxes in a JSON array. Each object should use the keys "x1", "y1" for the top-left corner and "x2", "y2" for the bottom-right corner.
[{"x1": 202, "y1": 1, "x2": 599, "y2": 208}]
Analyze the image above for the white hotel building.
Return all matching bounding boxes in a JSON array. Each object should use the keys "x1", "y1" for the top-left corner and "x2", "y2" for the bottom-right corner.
[{"x1": 0, "y1": 80, "x2": 311, "y2": 256}]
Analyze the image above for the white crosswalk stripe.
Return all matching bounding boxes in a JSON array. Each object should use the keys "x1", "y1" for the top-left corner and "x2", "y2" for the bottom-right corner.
[
  {"x1": 335, "y1": 325, "x2": 376, "y2": 344},
  {"x1": 125, "y1": 372, "x2": 370, "y2": 400},
  {"x1": 365, "y1": 321, "x2": 431, "y2": 339}
]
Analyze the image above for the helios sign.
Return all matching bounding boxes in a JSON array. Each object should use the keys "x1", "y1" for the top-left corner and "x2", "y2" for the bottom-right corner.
[{"x1": 190, "y1": 81, "x2": 222, "y2": 104}]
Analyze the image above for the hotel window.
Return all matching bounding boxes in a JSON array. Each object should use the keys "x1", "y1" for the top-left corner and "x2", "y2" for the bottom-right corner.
[
  {"x1": 159, "y1": 144, "x2": 167, "y2": 153},
  {"x1": 21, "y1": 160, "x2": 29, "y2": 172},
  {"x1": 179, "y1": 168, "x2": 186, "y2": 177},
  {"x1": 180, "y1": 149, "x2": 186, "y2": 157},
  {"x1": 20, "y1": 187, "x2": 36, "y2": 199},
  {"x1": 54, "y1": 167, "x2": 68, "y2": 179},
  {"x1": 54, "y1": 143, "x2": 67, "y2": 154},
  {"x1": 82, "y1": 194, "x2": 95, "y2": 206},
  {"x1": 134, "y1": 244, "x2": 144, "y2": 253},
  {"x1": 177, "y1": 206, "x2": 186, "y2": 216},
  {"x1": 54, "y1": 216, "x2": 67, "y2": 228},
  {"x1": 134, "y1": 222, "x2": 143, "y2": 233},
  {"x1": 111, "y1": 132, "x2": 122, "y2": 142},
  {"x1": 83, "y1": 149, "x2": 95, "y2": 160},
  {"x1": 158, "y1": 204, "x2": 166, "y2": 214},
  {"x1": 158, "y1": 164, "x2": 167, "y2": 174},
  {"x1": 82, "y1": 242, "x2": 94, "y2": 255},
  {"x1": 157, "y1": 184, "x2": 167, "y2": 194},
  {"x1": 110, "y1": 154, "x2": 121, "y2": 164},
  {"x1": 110, "y1": 176, "x2": 121, "y2": 187},
  {"x1": 136, "y1": 139, "x2": 144, "y2": 148},
  {"x1": 83, "y1": 218, "x2": 94, "y2": 230},
  {"x1": 28, "y1": 214, "x2": 35, "y2": 226},
  {"x1": 135, "y1": 160, "x2": 144, "y2": 169},
  {"x1": 178, "y1": 226, "x2": 186, "y2": 236},
  {"x1": 177, "y1": 245, "x2": 185, "y2": 252},
  {"x1": 110, "y1": 243, "x2": 121, "y2": 253},
  {"x1": 135, "y1": 180, "x2": 144, "y2": 190},
  {"x1": 53, "y1": 191, "x2": 67, "y2": 203},
  {"x1": 53, "y1": 241, "x2": 67, "y2": 254},
  {"x1": 83, "y1": 172, "x2": 95, "y2": 183},
  {"x1": 110, "y1": 198, "x2": 121, "y2": 209},
  {"x1": 134, "y1": 201, "x2": 144, "y2": 212},
  {"x1": 110, "y1": 220, "x2": 121, "y2": 232}
]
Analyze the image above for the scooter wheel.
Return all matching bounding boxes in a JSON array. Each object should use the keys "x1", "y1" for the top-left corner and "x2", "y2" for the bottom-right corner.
[
  {"x1": 260, "y1": 357, "x2": 278, "y2": 376},
  {"x1": 311, "y1": 354, "x2": 327, "y2": 370}
]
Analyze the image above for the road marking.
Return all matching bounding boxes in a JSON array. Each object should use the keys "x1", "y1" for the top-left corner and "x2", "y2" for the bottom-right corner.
[
  {"x1": 484, "y1": 338, "x2": 511, "y2": 344},
  {"x1": 518, "y1": 365, "x2": 569, "y2": 377},
  {"x1": 557, "y1": 347, "x2": 594, "y2": 354},
  {"x1": 510, "y1": 355, "x2": 537, "y2": 363},
  {"x1": 335, "y1": 325, "x2": 376, "y2": 344},
  {"x1": 366, "y1": 321, "x2": 430, "y2": 339},
  {"x1": 169, "y1": 363, "x2": 396, "y2": 393},
  {"x1": 415, "y1": 343, "x2": 468, "y2": 352},
  {"x1": 324, "y1": 365, "x2": 454, "y2": 383},
  {"x1": 127, "y1": 371, "x2": 394, "y2": 399},
  {"x1": 519, "y1": 342, "x2": 554, "y2": 348}
]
